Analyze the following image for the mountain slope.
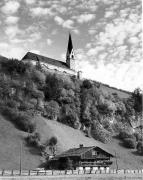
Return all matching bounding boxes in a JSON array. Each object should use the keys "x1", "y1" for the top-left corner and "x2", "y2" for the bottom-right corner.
[
  {"x1": 35, "y1": 116, "x2": 113, "y2": 154},
  {"x1": 0, "y1": 114, "x2": 142, "y2": 170},
  {"x1": 0, "y1": 114, "x2": 41, "y2": 170},
  {"x1": 35, "y1": 116, "x2": 143, "y2": 169}
]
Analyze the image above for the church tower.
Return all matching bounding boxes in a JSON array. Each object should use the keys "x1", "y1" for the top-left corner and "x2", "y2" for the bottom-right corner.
[{"x1": 66, "y1": 33, "x2": 75, "y2": 71}]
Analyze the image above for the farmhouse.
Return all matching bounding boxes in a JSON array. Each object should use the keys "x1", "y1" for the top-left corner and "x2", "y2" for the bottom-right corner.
[
  {"x1": 48, "y1": 145, "x2": 114, "y2": 170},
  {"x1": 22, "y1": 34, "x2": 82, "y2": 78}
]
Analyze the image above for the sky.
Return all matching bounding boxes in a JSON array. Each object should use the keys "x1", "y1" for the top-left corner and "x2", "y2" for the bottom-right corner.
[{"x1": 0, "y1": 0, "x2": 142, "y2": 92}]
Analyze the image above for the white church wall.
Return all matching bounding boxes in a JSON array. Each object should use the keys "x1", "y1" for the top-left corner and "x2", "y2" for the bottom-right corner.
[{"x1": 41, "y1": 62, "x2": 77, "y2": 76}]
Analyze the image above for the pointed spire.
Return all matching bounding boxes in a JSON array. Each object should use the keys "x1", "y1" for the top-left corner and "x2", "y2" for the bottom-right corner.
[{"x1": 66, "y1": 33, "x2": 74, "y2": 60}]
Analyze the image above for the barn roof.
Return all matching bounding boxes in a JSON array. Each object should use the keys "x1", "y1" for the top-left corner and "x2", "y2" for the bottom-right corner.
[
  {"x1": 22, "y1": 52, "x2": 69, "y2": 70},
  {"x1": 52, "y1": 146, "x2": 114, "y2": 160}
]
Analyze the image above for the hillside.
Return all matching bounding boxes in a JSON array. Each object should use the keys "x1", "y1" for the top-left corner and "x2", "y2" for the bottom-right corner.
[
  {"x1": 0, "y1": 114, "x2": 41, "y2": 170},
  {"x1": 98, "y1": 83, "x2": 130, "y2": 99},
  {"x1": 0, "y1": 114, "x2": 142, "y2": 169},
  {"x1": 0, "y1": 57, "x2": 142, "y2": 170}
]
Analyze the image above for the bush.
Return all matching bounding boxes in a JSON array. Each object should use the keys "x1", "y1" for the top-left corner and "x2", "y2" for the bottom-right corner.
[
  {"x1": 134, "y1": 132, "x2": 142, "y2": 141},
  {"x1": 1, "y1": 107, "x2": 36, "y2": 132},
  {"x1": 82, "y1": 80, "x2": 92, "y2": 89},
  {"x1": 26, "y1": 132, "x2": 41, "y2": 147},
  {"x1": 6, "y1": 99, "x2": 18, "y2": 108},
  {"x1": 19, "y1": 101, "x2": 34, "y2": 111},
  {"x1": 60, "y1": 104, "x2": 79, "y2": 128},
  {"x1": 14, "y1": 112, "x2": 36, "y2": 133},
  {"x1": 44, "y1": 100, "x2": 60, "y2": 120},
  {"x1": 136, "y1": 141, "x2": 143, "y2": 155},
  {"x1": 123, "y1": 138, "x2": 136, "y2": 148},
  {"x1": 58, "y1": 97, "x2": 73, "y2": 104},
  {"x1": 49, "y1": 136, "x2": 57, "y2": 146},
  {"x1": 1, "y1": 59, "x2": 26, "y2": 76},
  {"x1": 32, "y1": 69, "x2": 46, "y2": 85},
  {"x1": 102, "y1": 120, "x2": 113, "y2": 133},
  {"x1": 31, "y1": 89, "x2": 44, "y2": 99},
  {"x1": 91, "y1": 121, "x2": 111, "y2": 143},
  {"x1": 118, "y1": 130, "x2": 134, "y2": 140}
]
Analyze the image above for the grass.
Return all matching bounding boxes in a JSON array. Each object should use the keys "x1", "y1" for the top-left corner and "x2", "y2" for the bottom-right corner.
[
  {"x1": 99, "y1": 83, "x2": 130, "y2": 99},
  {"x1": 0, "y1": 114, "x2": 142, "y2": 170},
  {"x1": 35, "y1": 116, "x2": 143, "y2": 169},
  {"x1": 0, "y1": 114, "x2": 41, "y2": 170}
]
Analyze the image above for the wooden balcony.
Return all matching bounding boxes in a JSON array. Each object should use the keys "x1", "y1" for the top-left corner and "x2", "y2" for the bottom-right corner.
[{"x1": 80, "y1": 160, "x2": 112, "y2": 167}]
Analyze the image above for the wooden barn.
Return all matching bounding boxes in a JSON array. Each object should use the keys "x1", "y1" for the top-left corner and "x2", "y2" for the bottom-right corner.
[{"x1": 48, "y1": 144, "x2": 114, "y2": 170}]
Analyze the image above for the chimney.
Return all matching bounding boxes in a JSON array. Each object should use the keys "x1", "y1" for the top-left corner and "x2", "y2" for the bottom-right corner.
[{"x1": 79, "y1": 144, "x2": 83, "y2": 148}]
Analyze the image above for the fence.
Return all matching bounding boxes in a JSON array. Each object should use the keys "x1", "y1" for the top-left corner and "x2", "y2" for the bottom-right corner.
[{"x1": 0, "y1": 169, "x2": 143, "y2": 176}]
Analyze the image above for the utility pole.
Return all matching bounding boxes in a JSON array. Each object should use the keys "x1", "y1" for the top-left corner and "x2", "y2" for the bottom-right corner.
[
  {"x1": 19, "y1": 142, "x2": 22, "y2": 174},
  {"x1": 141, "y1": 93, "x2": 143, "y2": 142},
  {"x1": 114, "y1": 150, "x2": 118, "y2": 171}
]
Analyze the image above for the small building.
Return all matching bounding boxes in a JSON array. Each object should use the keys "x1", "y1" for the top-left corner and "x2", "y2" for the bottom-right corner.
[{"x1": 48, "y1": 144, "x2": 114, "y2": 170}]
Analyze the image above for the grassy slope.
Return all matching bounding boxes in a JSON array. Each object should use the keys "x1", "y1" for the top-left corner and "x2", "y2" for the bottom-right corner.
[
  {"x1": 35, "y1": 116, "x2": 143, "y2": 169},
  {"x1": 0, "y1": 115, "x2": 41, "y2": 170},
  {"x1": 0, "y1": 114, "x2": 142, "y2": 170},
  {"x1": 99, "y1": 83, "x2": 130, "y2": 99}
]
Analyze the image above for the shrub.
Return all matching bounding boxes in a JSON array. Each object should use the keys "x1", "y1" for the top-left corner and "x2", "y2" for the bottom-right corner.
[
  {"x1": 6, "y1": 99, "x2": 18, "y2": 108},
  {"x1": 102, "y1": 120, "x2": 113, "y2": 133},
  {"x1": 136, "y1": 141, "x2": 143, "y2": 155},
  {"x1": 26, "y1": 132, "x2": 41, "y2": 147},
  {"x1": 61, "y1": 113, "x2": 79, "y2": 128},
  {"x1": 58, "y1": 97, "x2": 73, "y2": 104},
  {"x1": 32, "y1": 69, "x2": 46, "y2": 85},
  {"x1": 19, "y1": 101, "x2": 34, "y2": 111},
  {"x1": 123, "y1": 138, "x2": 136, "y2": 148},
  {"x1": 1, "y1": 107, "x2": 36, "y2": 133},
  {"x1": 82, "y1": 80, "x2": 92, "y2": 89},
  {"x1": 118, "y1": 130, "x2": 134, "y2": 140},
  {"x1": 31, "y1": 89, "x2": 44, "y2": 99},
  {"x1": 134, "y1": 132, "x2": 142, "y2": 142},
  {"x1": 49, "y1": 136, "x2": 58, "y2": 146},
  {"x1": 44, "y1": 100, "x2": 60, "y2": 120},
  {"x1": 1, "y1": 59, "x2": 26, "y2": 76},
  {"x1": 44, "y1": 74, "x2": 61, "y2": 100},
  {"x1": 14, "y1": 112, "x2": 36, "y2": 133},
  {"x1": 91, "y1": 121, "x2": 111, "y2": 143},
  {"x1": 60, "y1": 104, "x2": 79, "y2": 128}
]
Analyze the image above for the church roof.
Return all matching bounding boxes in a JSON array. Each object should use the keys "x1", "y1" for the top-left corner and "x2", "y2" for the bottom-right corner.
[{"x1": 22, "y1": 52, "x2": 69, "y2": 69}]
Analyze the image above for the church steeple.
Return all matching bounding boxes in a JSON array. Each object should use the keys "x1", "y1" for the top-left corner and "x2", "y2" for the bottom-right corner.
[{"x1": 66, "y1": 33, "x2": 75, "y2": 70}]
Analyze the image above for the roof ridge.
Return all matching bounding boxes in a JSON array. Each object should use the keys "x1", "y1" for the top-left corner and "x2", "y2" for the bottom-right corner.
[{"x1": 22, "y1": 51, "x2": 70, "y2": 70}]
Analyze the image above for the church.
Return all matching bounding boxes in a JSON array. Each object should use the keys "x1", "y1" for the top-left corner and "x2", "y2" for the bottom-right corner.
[{"x1": 22, "y1": 34, "x2": 82, "y2": 79}]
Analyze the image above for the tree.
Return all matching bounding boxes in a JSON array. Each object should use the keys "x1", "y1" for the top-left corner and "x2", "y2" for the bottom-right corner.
[
  {"x1": 132, "y1": 88, "x2": 142, "y2": 114},
  {"x1": 48, "y1": 136, "x2": 57, "y2": 156},
  {"x1": 123, "y1": 138, "x2": 136, "y2": 149},
  {"x1": 44, "y1": 100, "x2": 60, "y2": 120},
  {"x1": 49, "y1": 136, "x2": 57, "y2": 146},
  {"x1": 136, "y1": 141, "x2": 143, "y2": 155},
  {"x1": 1, "y1": 59, "x2": 26, "y2": 78},
  {"x1": 44, "y1": 74, "x2": 63, "y2": 100},
  {"x1": 82, "y1": 79, "x2": 92, "y2": 89}
]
